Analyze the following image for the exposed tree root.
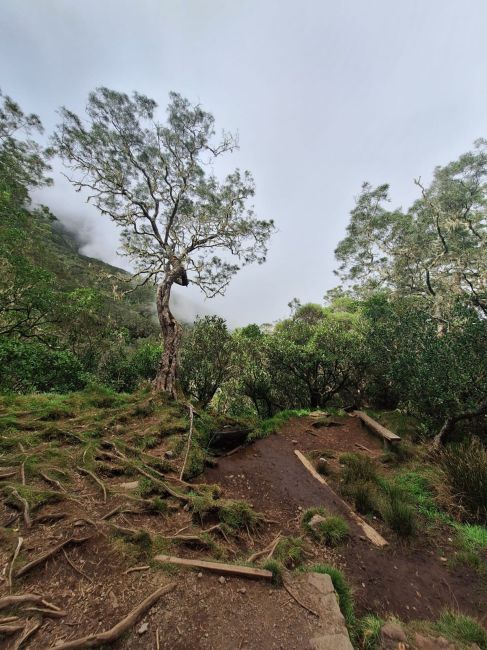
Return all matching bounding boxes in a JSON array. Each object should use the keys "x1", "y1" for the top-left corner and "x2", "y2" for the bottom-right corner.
[
  {"x1": 0, "y1": 594, "x2": 61, "y2": 611},
  {"x1": 13, "y1": 618, "x2": 41, "y2": 650},
  {"x1": 41, "y1": 582, "x2": 177, "y2": 649},
  {"x1": 34, "y1": 512, "x2": 68, "y2": 525},
  {"x1": 179, "y1": 403, "x2": 194, "y2": 480},
  {"x1": 7, "y1": 488, "x2": 31, "y2": 528},
  {"x1": 0, "y1": 470, "x2": 18, "y2": 479},
  {"x1": 0, "y1": 622, "x2": 25, "y2": 635},
  {"x1": 23, "y1": 607, "x2": 67, "y2": 618},
  {"x1": 14, "y1": 535, "x2": 93, "y2": 579},
  {"x1": 247, "y1": 533, "x2": 282, "y2": 563},
  {"x1": 76, "y1": 466, "x2": 107, "y2": 503},
  {"x1": 134, "y1": 466, "x2": 189, "y2": 503},
  {"x1": 7, "y1": 536, "x2": 23, "y2": 589},
  {"x1": 20, "y1": 463, "x2": 26, "y2": 486},
  {"x1": 40, "y1": 471, "x2": 66, "y2": 493}
]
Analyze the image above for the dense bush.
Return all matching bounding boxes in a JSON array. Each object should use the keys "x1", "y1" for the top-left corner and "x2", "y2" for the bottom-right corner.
[{"x1": 441, "y1": 438, "x2": 487, "y2": 524}]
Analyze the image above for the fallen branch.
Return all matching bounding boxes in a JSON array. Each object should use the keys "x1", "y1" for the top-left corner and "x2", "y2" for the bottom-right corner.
[
  {"x1": 76, "y1": 466, "x2": 107, "y2": 503},
  {"x1": 15, "y1": 535, "x2": 93, "y2": 578},
  {"x1": 20, "y1": 462, "x2": 26, "y2": 486},
  {"x1": 7, "y1": 536, "x2": 23, "y2": 589},
  {"x1": 41, "y1": 582, "x2": 177, "y2": 649},
  {"x1": 283, "y1": 581, "x2": 319, "y2": 617},
  {"x1": 179, "y1": 403, "x2": 194, "y2": 481}
]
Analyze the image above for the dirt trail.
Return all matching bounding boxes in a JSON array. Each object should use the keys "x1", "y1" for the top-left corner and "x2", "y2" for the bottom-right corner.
[{"x1": 204, "y1": 415, "x2": 487, "y2": 625}]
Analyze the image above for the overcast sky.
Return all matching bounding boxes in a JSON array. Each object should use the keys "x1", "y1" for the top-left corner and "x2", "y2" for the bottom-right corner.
[{"x1": 2, "y1": 0, "x2": 487, "y2": 325}]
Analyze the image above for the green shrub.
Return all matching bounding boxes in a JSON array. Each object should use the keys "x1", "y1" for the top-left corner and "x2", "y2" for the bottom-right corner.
[
  {"x1": 274, "y1": 536, "x2": 305, "y2": 567},
  {"x1": 441, "y1": 438, "x2": 487, "y2": 524},
  {"x1": 343, "y1": 481, "x2": 379, "y2": 515},
  {"x1": 302, "y1": 507, "x2": 349, "y2": 546},
  {"x1": 340, "y1": 453, "x2": 378, "y2": 484},
  {"x1": 434, "y1": 611, "x2": 487, "y2": 649},
  {"x1": 381, "y1": 492, "x2": 417, "y2": 537},
  {"x1": 262, "y1": 559, "x2": 283, "y2": 585},
  {"x1": 317, "y1": 516, "x2": 349, "y2": 546},
  {"x1": 357, "y1": 614, "x2": 383, "y2": 650}
]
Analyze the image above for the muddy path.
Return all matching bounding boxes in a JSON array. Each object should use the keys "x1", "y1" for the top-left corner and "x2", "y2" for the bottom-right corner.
[{"x1": 204, "y1": 415, "x2": 487, "y2": 625}]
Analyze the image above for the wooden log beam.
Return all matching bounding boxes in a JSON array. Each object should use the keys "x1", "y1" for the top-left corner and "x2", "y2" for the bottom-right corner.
[
  {"x1": 294, "y1": 450, "x2": 388, "y2": 548},
  {"x1": 154, "y1": 555, "x2": 273, "y2": 580},
  {"x1": 353, "y1": 411, "x2": 400, "y2": 445}
]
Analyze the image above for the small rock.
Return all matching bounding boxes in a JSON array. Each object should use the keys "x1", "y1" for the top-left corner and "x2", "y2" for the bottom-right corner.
[
  {"x1": 440, "y1": 556, "x2": 447, "y2": 562},
  {"x1": 292, "y1": 439, "x2": 298, "y2": 444},
  {"x1": 119, "y1": 481, "x2": 139, "y2": 490},
  {"x1": 164, "y1": 450, "x2": 174, "y2": 459},
  {"x1": 237, "y1": 587, "x2": 246, "y2": 594},
  {"x1": 137, "y1": 622, "x2": 149, "y2": 635},
  {"x1": 381, "y1": 621, "x2": 406, "y2": 643},
  {"x1": 308, "y1": 514, "x2": 327, "y2": 531},
  {"x1": 197, "y1": 572, "x2": 203, "y2": 579},
  {"x1": 218, "y1": 576, "x2": 226, "y2": 584}
]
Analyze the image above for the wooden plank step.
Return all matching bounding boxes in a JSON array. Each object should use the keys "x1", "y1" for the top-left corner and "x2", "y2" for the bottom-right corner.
[
  {"x1": 154, "y1": 555, "x2": 273, "y2": 580},
  {"x1": 354, "y1": 411, "x2": 401, "y2": 443},
  {"x1": 294, "y1": 450, "x2": 388, "y2": 548}
]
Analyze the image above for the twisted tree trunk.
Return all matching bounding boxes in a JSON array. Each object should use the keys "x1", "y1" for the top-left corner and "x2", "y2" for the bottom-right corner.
[
  {"x1": 154, "y1": 279, "x2": 182, "y2": 398},
  {"x1": 431, "y1": 395, "x2": 487, "y2": 449}
]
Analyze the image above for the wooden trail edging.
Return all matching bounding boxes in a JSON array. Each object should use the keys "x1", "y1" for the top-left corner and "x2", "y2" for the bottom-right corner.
[
  {"x1": 294, "y1": 450, "x2": 388, "y2": 548},
  {"x1": 154, "y1": 555, "x2": 273, "y2": 580},
  {"x1": 353, "y1": 411, "x2": 400, "y2": 447}
]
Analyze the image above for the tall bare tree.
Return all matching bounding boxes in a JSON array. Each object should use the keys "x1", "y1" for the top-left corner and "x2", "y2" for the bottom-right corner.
[{"x1": 54, "y1": 89, "x2": 274, "y2": 397}]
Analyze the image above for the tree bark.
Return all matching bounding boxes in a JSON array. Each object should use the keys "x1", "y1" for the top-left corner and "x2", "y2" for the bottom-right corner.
[
  {"x1": 431, "y1": 395, "x2": 487, "y2": 449},
  {"x1": 153, "y1": 280, "x2": 182, "y2": 398}
]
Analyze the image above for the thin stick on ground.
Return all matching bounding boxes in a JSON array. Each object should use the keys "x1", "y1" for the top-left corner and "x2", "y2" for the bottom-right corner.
[
  {"x1": 62, "y1": 548, "x2": 93, "y2": 583},
  {"x1": 179, "y1": 403, "x2": 194, "y2": 481},
  {"x1": 15, "y1": 535, "x2": 93, "y2": 578},
  {"x1": 23, "y1": 607, "x2": 67, "y2": 618},
  {"x1": 40, "y1": 582, "x2": 177, "y2": 649},
  {"x1": 123, "y1": 565, "x2": 150, "y2": 575},
  {"x1": 20, "y1": 463, "x2": 26, "y2": 485},
  {"x1": 76, "y1": 466, "x2": 107, "y2": 503},
  {"x1": 282, "y1": 581, "x2": 319, "y2": 617},
  {"x1": 7, "y1": 536, "x2": 23, "y2": 589},
  {"x1": 156, "y1": 627, "x2": 160, "y2": 650}
]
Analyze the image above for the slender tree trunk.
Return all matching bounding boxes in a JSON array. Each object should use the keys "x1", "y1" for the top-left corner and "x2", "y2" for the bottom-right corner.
[{"x1": 153, "y1": 280, "x2": 182, "y2": 398}]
